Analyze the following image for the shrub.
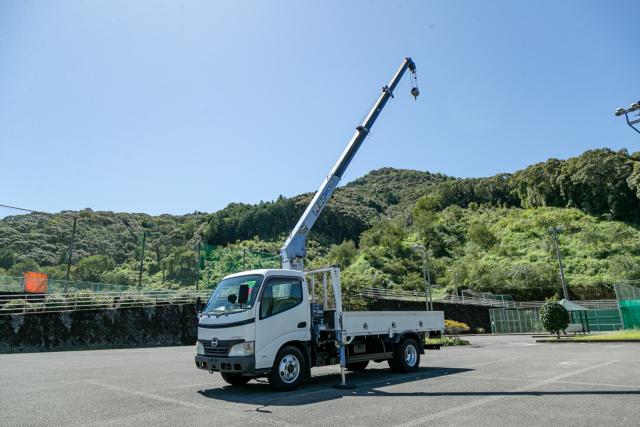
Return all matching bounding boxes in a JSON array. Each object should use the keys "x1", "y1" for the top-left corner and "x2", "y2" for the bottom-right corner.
[
  {"x1": 539, "y1": 297, "x2": 570, "y2": 338},
  {"x1": 0, "y1": 298, "x2": 44, "y2": 313},
  {"x1": 44, "y1": 294, "x2": 70, "y2": 311},
  {"x1": 116, "y1": 292, "x2": 155, "y2": 308},
  {"x1": 445, "y1": 319, "x2": 470, "y2": 335}
]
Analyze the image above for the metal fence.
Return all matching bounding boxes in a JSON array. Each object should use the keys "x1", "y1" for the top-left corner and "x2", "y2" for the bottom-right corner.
[
  {"x1": 0, "y1": 289, "x2": 212, "y2": 315},
  {"x1": 0, "y1": 275, "x2": 141, "y2": 294},
  {"x1": 489, "y1": 306, "x2": 623, "y2": 334},
  {"x1": 615, "y1": 283, "x2": 640, "y2": 329}
]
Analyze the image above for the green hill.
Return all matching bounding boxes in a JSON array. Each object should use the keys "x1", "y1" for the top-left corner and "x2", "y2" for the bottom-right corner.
[{"x1": 2, "y1": 147, "x2": 640, "y2": 299}]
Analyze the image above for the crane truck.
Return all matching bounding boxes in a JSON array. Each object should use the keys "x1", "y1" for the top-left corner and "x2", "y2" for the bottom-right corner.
[{"x1": 195, "y1": 58, "x2": 445, "y2": 391}]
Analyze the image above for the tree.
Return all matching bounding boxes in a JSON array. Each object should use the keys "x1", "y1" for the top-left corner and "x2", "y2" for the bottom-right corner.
[
  {"x1": 75, "y1": 255, "x2": 116, "y2": 282},
  {"x1": 0, "y1": 248, "x2": 16, "y2": 269},
  {"x1": 467, "y1": 222, "x2": 497, "y2": 249},
  {"x1": 326, "y1": 240, "x2": 357, "y2": 268},
  {"x1": 539, "y1": 298, "x2": 570, "y2": 338}
]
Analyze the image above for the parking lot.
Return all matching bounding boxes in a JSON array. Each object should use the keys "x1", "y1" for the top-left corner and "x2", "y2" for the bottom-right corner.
[{"x1": 1, "y1": 335, "x2": 639, "y2": 426}]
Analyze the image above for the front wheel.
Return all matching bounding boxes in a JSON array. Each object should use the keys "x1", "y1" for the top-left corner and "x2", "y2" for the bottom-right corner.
[
  {"x1": 389, "y1": 338, "x2": 420, "y2": 373},
  {"x1": 220, "y1": 372, "x2": 251, "y2": 386},
  {"x1": 268, "y1": 346, "x2": 305, "y2": 391}
]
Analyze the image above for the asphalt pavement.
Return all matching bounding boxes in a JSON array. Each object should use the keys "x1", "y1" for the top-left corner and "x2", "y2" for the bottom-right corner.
[{"x1": 1, "y1": 335, "x2": 639, "y2": 426}]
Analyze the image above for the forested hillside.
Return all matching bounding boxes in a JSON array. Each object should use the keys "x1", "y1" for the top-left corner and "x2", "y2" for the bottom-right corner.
[{"x1": 2, "y1": 148, "x2": 640, "y2": 299}]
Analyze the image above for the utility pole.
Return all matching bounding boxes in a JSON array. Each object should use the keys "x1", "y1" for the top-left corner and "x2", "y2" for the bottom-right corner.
[
  {"x1": 412, "y1": 244, "x2": 432, "y2": 311},
  {"x1": 548, "y1": 226, "x2": 569, "y2": 300},
  {"x1": 138, "y1": 231, "x2": 147, "y2": 290},
  {"x1": 195, "y1": 239, "x2": 201, "y2": 292},
  {"x1": 65, "y1": 217, "x2": 77, "y2": 290}
]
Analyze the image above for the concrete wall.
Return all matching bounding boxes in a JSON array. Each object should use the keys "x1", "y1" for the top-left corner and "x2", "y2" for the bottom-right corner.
[{"x1": 0, "y1": 304, "x2": 198, "y2": 353}]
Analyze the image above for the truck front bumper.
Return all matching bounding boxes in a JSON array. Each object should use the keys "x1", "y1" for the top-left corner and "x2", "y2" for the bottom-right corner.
[{"x1": 195, "y1": 355, "x2": 255, "y2": 374}]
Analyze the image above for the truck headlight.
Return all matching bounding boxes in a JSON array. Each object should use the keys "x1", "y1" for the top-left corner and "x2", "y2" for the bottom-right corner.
[
  {"x1": 228, "y1": 341, "x2": 254, "y2": 357},
  {"x1": 196, "y1": 341, "x2": 205, "y2": 356}
]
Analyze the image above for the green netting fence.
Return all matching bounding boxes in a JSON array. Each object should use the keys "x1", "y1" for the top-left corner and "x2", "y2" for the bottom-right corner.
[
  {"x1": 490, "y1": 308, "x2": 543, "y2": 333},
  {"x1": 615, "y1": 283, "x2": 640, "y2": 329},
  {"x1": 198, "y1": 244, "x2": 280, "y2": 289},
  {"x1": 490, "y1": 306, "x2": 623, "y2": 333}
]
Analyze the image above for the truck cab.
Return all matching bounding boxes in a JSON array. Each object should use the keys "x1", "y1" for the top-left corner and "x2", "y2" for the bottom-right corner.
[{"x1": 195, "y1": 267, "x2": 444, "y2": 391}]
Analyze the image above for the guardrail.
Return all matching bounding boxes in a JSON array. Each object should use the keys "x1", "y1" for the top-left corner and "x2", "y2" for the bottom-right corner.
[
  {"x1": 0, "y1": 290, "x2": 212, "y2": 315},
  {"x1": 357, "y1": 286, "x2": 618, "y2": 310}
]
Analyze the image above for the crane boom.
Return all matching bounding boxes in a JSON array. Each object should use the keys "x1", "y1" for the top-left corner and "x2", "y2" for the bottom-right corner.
[{"x1": 281, "y1": 57, "x2": 419, "y2": 270}]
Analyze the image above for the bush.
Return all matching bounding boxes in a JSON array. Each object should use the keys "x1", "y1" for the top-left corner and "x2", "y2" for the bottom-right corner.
[
  {"x1": 445, "y1": 319, "x2": 470, "y2": 335},
  {"x1": 116, "y1": 292, "x2": 155, "y2": 308},
  {"x1": 66, "y1": 291, "x2": 115, "y2": 310},
  {"x1": 44, "y1": 294, "x2": 70, "y2": 311},
  {"x1": 539, "y1": 297, "x2": 570, "y2": 338},
  {"x1": 0, "y1": 298, "x2": 44, "y2": 313}
]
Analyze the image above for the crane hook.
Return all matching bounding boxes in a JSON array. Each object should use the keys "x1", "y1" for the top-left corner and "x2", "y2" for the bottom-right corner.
[{"x1": 411, "y1": 87, "x2": 420, "y2": 99}]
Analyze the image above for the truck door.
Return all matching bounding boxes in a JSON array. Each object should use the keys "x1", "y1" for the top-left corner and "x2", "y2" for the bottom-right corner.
[{"x1": 254, "y1": 276, "x2": 310, "y2": 370}]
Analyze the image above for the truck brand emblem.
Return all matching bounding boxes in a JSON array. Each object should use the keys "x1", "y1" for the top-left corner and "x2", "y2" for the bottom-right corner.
[{"x1": 211, "y1": 338, "x2": 219, "y2": 348}]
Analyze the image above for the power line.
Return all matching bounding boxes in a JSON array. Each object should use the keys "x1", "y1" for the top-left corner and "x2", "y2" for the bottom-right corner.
[{"x1": 0, "y1": 204, "x2": 51, "y2": 214}]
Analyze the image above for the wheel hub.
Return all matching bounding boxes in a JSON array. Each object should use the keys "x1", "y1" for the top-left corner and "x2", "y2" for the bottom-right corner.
[
  {"x1": 279, "y1": 354, "x2": 300, "y2": 384},
  {"x1": 405, "y1": 344, "x2": 417, "y2": 367}
]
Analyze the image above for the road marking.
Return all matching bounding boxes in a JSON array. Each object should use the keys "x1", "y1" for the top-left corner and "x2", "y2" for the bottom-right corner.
[
  {"x1": 456, "y1": 374, "x2": 640, "y2": 390},
  {"x1": 85, "y1": 380, "x2": 219, "y2": 411},
  {"x1": 84, "y1": 380, "x2": 297, "y2": 427},
  {"x1": 398, "y1": 360, "x2": 617, "y2": 426}
]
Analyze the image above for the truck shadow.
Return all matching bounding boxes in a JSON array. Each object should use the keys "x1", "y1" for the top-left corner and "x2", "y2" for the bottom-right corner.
[{"x1": 197, "y1": 366, "x2": 471, "y2": 407}]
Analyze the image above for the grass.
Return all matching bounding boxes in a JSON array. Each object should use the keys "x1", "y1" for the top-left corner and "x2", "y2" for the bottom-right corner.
[
  {"x1": 426, "y1": 336, "x2": 470, "y2": 346},
  {"x1": 574, "y1": 329, "x2": 640, "y2": 341}
]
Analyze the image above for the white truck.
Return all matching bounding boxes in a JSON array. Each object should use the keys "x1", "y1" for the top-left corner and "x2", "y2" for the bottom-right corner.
[
  {"x1": 195, "y1": 267, "x2": 444, "y2": 391},
  {"x1": 195, "y1": 58, "x2": 445, "y2": 390}
]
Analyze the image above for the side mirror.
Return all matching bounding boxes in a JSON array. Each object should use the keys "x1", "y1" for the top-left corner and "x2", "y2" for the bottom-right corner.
[
  {"x1": 196, "y1": 296, "x2": 204, "y2": 313},
  {"x1": 238, "y1": 284, "x2": 249, "y2": 305},
  {"x1": 227, "y1": 294, "x2": 237, "y2": 304}
]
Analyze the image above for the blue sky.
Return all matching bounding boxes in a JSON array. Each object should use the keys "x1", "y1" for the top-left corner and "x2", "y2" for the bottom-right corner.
[{"x1": 1, "y1": 0, "x2": 639, "y2": 216}]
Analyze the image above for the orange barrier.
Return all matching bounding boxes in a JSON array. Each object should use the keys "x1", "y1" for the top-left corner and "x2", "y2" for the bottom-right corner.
[{"x1": 24, "y1": 271, "x2": 48, "y2": 293}]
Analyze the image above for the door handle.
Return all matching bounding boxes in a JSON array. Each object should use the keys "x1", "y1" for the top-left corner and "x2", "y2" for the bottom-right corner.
[{"x1": 297, "y1": 322, "x2": 307, "y2": 328}]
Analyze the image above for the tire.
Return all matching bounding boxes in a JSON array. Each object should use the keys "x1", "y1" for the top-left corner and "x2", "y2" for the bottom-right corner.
[
  {"x1": 220, "y1": 372, "x2": 251, "y2": 386},
  {"x1": 268, "y1": 345, "x2": 305, "y2": 391},
  {"x1": 390, "y1": 338, "x2": 420, "y2": 373},
  {"x1": 346, "y1": 360, "x2": 369, "y2": 371}
]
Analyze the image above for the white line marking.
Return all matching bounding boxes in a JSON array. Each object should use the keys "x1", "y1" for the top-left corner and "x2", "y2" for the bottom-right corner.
[
  {"x1": 456, "y1": 374, "x2": 640, "y2": 389},
  {"x1": 399, "y1": 360, "x2": 617, "y2": 426},
  {"x1": 85, "y1": 380, "x2": 219, "y2": 411}
]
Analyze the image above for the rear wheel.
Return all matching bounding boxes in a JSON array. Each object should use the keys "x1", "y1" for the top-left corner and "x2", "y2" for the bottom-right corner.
[
  {"x1": 268, "y1": 345, "x2": 305, "y2": 391},
  {"x1": 220, "y1": 372, "x2": 251, "y2": 386},
  {"x1": 389, "y1": 338, "x2": 420, "y2": 373},
  {"x1": 346, "y1": 360, "x2": 369, "y2": 371}
]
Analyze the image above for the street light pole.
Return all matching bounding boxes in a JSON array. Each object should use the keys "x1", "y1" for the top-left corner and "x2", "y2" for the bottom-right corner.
[
  {"x1": 615, "y1": 101, "x2": 640, "y2": 134},
  {"x1": 548, "y1": 226, "x2": 569, "y2": 300},
  {"x1": 412, "y1": 244, "x2": 432, "y2": 311},
  {"x1": 195, "y1": 239, "x2": 201, "y2": 292},
  {"x1": 65, "y1": 217, "x2": 77, "y2": 287},
  {"x1": 138, "y1": 231, "x2": 147, "y2": 289}
]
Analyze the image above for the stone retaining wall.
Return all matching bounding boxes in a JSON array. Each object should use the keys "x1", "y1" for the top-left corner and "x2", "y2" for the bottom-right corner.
[{"x1": 0, "y1": 304, "x2": 198, "y2": 353}]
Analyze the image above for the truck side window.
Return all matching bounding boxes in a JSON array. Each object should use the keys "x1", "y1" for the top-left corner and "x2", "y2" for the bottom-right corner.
[{"x1": 260, "y1": 278, "x2": 303, "y2": 319}]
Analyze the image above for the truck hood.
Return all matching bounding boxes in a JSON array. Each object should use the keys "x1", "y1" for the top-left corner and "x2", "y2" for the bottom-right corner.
[{"x1": 197, "y1": 310, "x2": 256, "y2": 341}]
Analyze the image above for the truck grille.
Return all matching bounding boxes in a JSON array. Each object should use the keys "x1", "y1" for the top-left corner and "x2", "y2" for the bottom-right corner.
[{"x1": 199, "y1": 339, "x2": 244, "y2": 357}]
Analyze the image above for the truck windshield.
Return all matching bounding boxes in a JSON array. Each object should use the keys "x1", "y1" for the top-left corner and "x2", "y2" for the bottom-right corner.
[{"x1": 203, "y1": 274, "x2": 263, "y2": 314}]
